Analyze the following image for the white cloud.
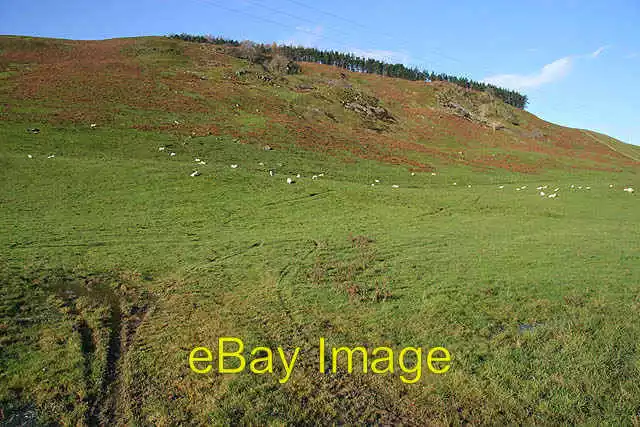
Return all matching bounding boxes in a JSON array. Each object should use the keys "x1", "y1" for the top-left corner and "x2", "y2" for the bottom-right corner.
[
  {"x1": 279, "y1": 25, "x2": 323, "y2": 47},
  {"x1": 589, "y1": 46, "x2": 608, "y2": 58},
  {"x1": 483, "y1": 56, "x2": 573, "y2": 90},
  {"x1": 349, "y1": 48, "x2": 410, "y2": 64},
  {"x1": 484, "y1": 46, "x2": 609, "y2": 90}
]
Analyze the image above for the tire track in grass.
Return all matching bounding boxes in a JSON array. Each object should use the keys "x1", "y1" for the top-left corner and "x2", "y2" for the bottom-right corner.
[{"x1": 48, "y1": 273, "x2": 153, "y2": 425}]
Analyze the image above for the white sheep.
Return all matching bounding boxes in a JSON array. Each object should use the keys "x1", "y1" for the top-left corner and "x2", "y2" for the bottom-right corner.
[
  {"x1": 270, "y1": 170, "x2": 275, "y2": 176},
  {"x1": 27, "y1": 154, "x2": 33, "y2": 159},
  {"x1": 231, "y1": 164, "x2": 238, "y2": 168},
  {"x1": 392, "y1": 185, "x2": 399, "y2": 188},
  {"x1": 170, "y1": 152, "x2": 176, "y2": 157},
  {"x1": 312, "y1": 175, "x2": 318, "y2": 180},
  {"x1": 548, "y1": 193, "x2": 557, "y2": 198},
  {"x1": 498, "y1": 185, "x2": 504, "y2": 189},
  {"x1": 190, "y1": 171, "x2": 200, "y2": 177},
  {"x1": 540, "y1": 191, "x2": 545, "y2": 196},
  {"x1": 623, "y1": 187, "x2": 634, "y2": 193},
  {"x1": 47, "y1": 154, "x2": 55, "y2": 159},
  {"x1": 159, "y1": 147, "x2": 166, "y2": 151},
  {"x1": 287, "y1": 177, "x2": 294, "y2": 184}
]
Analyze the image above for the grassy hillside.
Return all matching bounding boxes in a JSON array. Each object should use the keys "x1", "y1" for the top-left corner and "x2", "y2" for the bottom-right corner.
[{"x1": 0, "y1": 36, "x2": 638, "y2": 425}]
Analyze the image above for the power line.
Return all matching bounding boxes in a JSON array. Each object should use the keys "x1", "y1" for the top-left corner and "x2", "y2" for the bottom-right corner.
[{"x1": 189, "y1": 0, "x2": 354, "y2": 51}]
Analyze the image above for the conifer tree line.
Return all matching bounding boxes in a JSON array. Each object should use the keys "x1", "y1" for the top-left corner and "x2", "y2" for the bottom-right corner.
[{"x1": 168, "y1": 33, "x2": 528, "y2": 109}]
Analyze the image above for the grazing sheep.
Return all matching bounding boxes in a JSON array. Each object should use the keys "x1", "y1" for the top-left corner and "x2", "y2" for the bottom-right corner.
[
  {"x1": 198, "y1": 161, "x2": 206, "y2": 165},
  {"x1": 190, "y1": 171, "x2": 200, "y2": 177},
  {"x1": 375, "y1": 179, "x2": 380, "y2": 183},
  {"x1": 431, "y1": 172, "x2": 437, "y2": 176},
  {"x1": 411, "y1": 172, "x2": 415, "y2": 176},
  {"x1": 90, "y1": 123, "x2": 97, "y2": 129},
  {"x1": 312, "y1": 175, "x2": 318, "y2": 180},
  {"x1": 269, "y1": 170, "x2": 275, "y2": 176},
  {"x1": 195, "y1": 158, "x2": 201, "y2": 162},
  {"x1": 27, "y1": 154, "x2": 32, "y2": 159},
  {"x1": 453, "y1": 182, "x2": 457, "y2": 186},
  {"x1": 47, "y1": 154, "x2": 55, "y2": 159},
  {"x1": 548, "y1": 193, "x2": 557, "y2": 198},
  {"x1": 319, "y1": 173, "x2": 324, "y2": 177},
  {"x1": 159, "y1": 147, "x2": 166, "y2": 151},
  {"x1": 170, "y1": 152, "x2": 176, "y2": 157},
  {"x1": 392, "y1": 185, "x2": 399, "y2": 188},
  {"x1": 540, "y1": 191, "x2": 545, "y2": 196},
  {"x1": 231, "y1": 164, "x2": 238, "y2": 168},
  {"x1": 296, "y1": 174, "x2": 301, "y2": 178},
  {"x1": 623, "y1": 187, "x2": 634, "y2": 193},
  {"x1": 498, "y1": 185, "x2": 504, "y2": 189},
  {"x1": 287, "y1": 177, "x2": 294, "y2": 184}
]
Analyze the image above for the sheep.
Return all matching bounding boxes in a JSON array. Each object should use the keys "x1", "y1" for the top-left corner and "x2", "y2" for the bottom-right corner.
[
  {"x1": 312, "y1": 175, "x2": 318, "y2": 180},
  {"x1": 159, "y1": 147, "x2": 166, "y2": 151},
  {"x1": 195, "y1": 158, "x2": 201, "y2": 162},
  {"x1": 411, "y1": 172, "x2": 416, "y2": 176},
  {"x1": 375, "y1": 179, "x2": 380, "y2": 183},
  {"x1": 269, "y1": 170, "x2": 275, "y2": 176},
  {"x1": 540, "y1": 191, "x2": 545, "y2": 196},
  {"x1": 47, "y1": 154, "x2": 55, "y2": 159},
  {"x1": 623, "y1": 187, "x2": 634, "y2": 193},
  {"x1": 453, "y1": 182, "x2": 457, "y2": 186},
  {"x1": 431, "y1": 172, "x2": 437, "y2": 176},
  {"x1": 198, "y1": 161, "x2": 206, "y2": 165},
  {"x1": 170, "y1": 152, "x2": 176, "y2": 157},
  {"x1": 27, "y1": 154, "x2": 33, "y2": 159},
  {"x1": 392, "y1": 185, "x2": 399, "y2": 188},
  {"x1": 296, "y1": 174, "x2": 301, "y2": 178},
  {"x1": 498, "y1": 185, "x2": 504, "y2": 189},
  {"x1": 190, "y1": 171, "x2": 200, "y2": 177},
  {"x1": 90, "y1": 123, "x2": 97, "y2": 129},
  {"x1": 548, "y1": 193, "x2": 557, "y2": 198},
  {"x1": 287, "y1": 177, "x2": 294, "y2": 184},
  {"x1": 231, "y1": 164, "x2": 238, "y2": 168}
]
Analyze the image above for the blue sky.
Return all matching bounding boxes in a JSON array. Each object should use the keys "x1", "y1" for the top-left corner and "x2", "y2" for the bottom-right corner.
[{"x1": 2, "y1": 0, "x2": 639, "y2": 145}]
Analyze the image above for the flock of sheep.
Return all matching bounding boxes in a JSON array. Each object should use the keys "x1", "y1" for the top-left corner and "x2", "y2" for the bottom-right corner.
[{"x1": 154, "y1": 145, "x2": 635, "y2": 196}]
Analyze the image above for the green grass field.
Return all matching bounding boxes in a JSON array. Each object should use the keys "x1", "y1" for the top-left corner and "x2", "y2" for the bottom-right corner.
[{"x1": 1, "y1": 36, "x2": 639, "y2": 425}]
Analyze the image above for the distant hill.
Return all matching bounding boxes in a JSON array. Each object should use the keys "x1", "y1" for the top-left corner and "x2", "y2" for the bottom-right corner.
[{"x1": 0, "y1": 35, "x2": 637, "y2": 174}]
